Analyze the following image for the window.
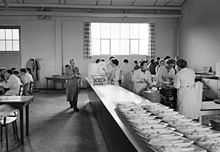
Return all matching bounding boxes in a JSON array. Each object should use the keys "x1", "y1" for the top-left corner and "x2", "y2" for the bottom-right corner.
[
  {"x1": 0, "y1": 27, "x2": 20, "y2": 51},
  {"x1": 91, "y1": 23, "x2": 150, "y2": 56}
]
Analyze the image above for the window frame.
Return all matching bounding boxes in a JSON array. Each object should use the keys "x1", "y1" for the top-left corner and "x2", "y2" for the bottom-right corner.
[
  {"x1": 0, "y1": 26, "x2": 21, "y2": 52},
  {"x1": 91, "y1": 23, "x2": 150, "y2": 56}
]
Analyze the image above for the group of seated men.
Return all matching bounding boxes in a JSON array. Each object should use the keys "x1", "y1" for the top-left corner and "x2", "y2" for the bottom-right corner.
[{"x1": 0, "y1": 67, "x2": 33, "y2": 96}]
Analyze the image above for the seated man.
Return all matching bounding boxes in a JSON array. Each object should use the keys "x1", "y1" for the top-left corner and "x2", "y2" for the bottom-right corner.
[
  {"x1": 20, "y1": 68, "x2": 33, "y2": 95},
  {"x1": 0, "y1": 70, "x2": 22, "y2": 95}
]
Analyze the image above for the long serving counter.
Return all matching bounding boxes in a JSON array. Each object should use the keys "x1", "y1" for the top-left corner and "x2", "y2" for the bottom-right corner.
[
  {"x1": 87, "y1": 80, "x2": 155, "y2": 152},
  {"x1": 87, "y1": 80, "x2": 220, "y2": 152}
]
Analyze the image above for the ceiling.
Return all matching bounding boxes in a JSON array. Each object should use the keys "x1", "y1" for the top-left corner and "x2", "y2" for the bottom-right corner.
[{"x1": 0, "y1": 0, "x2": 185, "y2": 18}]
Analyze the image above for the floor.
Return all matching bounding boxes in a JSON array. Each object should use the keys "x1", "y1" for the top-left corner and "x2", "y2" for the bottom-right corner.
[{"x1": 0, "y1": 90, "x2": 108, "y2": 152}]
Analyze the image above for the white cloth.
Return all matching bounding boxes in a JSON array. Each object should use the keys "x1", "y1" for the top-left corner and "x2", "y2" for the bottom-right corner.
[
  {"x1": 1, "y1": 74, "x2": 21, "y2": 96},
  {"x1": 131, "y1": 69, "x2": 152, "y2": 95},
  {"x1": 106, "y1": 62, "x2": 113, "y2": 74},
  {"x1": 174, "y1": 68, "x2": 202, "y2": 119},
  {"x1": 157, "y1": 65, "x2": 175, "y2": 85},
  {"x1": 120, "y1": 63, "x2": 133, "y2": 90},
  {"x1": 109, "y1": 66, "x2": 120, "y2": 85},
  {"x1": 21, "y1": 73, "x2": 33, "y2": 84}
]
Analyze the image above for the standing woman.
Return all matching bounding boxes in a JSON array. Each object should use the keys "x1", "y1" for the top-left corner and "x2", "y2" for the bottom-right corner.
[
  {"x1": 173, "y1": 59, "x2": 202, "y2": 119},
  {"x1": 65, "y1": 59, "x2": 81, "y2": 112},
  {"x1": 131, "y1": 60, "x2": 152, "y2": 95},
  {"x1": 109, "y1": 58, "x2": 120, "y2": 85}
]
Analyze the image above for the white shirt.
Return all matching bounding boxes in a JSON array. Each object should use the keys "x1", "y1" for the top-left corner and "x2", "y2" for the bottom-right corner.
[
  {"x1": 131, "y1": 69, "x2": 152, "y2": 94},
  {"x1": 1, "y1": 74, "x2": 22, "y2": 95},
  {"x1": 157, "y1": 65, "x2": 175, "y2": 84},
  {"x1": 174, "y1": 68, "x2": 195, "y2": 88},
  {"x1": 109, "y1": 66, "x2": 120, "y2": 85},
  {"x1": 25, "y1": 73, "x2": 33, "y2": 84}
]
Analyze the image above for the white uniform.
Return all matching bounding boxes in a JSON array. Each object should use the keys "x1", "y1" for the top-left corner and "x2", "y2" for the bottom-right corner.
[
  {"x1": 109, "y1": 66, "x2": 120, "y2": 85},
  {"x1": 131, "y1": 69, "x2": 152, "y2": 95},
  {"x1": 157, "y1": 65, "x2": 175, "y2": 85},
  {"x1": 1, "y1": 74, "x2": 22, "y2": 96},
  {"x1": 120, "y1": 63, "x2": 133, "y2": 90},
  {"x1": 98, "y1": 61, "x2": 108, "y2": 76},
  {"x1": 174, "y1": 68, "x2": 203, "y2": 119}
]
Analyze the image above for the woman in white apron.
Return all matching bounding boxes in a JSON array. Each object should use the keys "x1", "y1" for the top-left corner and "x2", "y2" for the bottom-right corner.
[
  {"x1": 131, "y1": 60, "x2": 152, "y2": 95},
  {"x1": 109, "y1": 58, "x2": 120, "y2": 85},
  {"x1": 174, "y1": 59, "x2": 202, "y2": 119}
]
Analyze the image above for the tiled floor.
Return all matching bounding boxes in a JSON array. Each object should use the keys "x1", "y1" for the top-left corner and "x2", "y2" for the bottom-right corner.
[{"x1": 0, "y1": 90, "x2": 108, "y2": 152}]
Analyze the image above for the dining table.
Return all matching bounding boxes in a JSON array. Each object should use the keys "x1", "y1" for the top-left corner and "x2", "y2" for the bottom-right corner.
[{"x1": 0, "y1": 95, "x2": 34, "y2": 144}]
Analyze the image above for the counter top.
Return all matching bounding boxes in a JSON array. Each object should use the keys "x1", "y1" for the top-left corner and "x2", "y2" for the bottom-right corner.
[{"x1": 88, "y1": 81, "x2": 155, "y2": 152}]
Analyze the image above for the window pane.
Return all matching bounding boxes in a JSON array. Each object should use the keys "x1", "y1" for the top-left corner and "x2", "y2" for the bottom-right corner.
[
  {"x1": 139, "y1": 39, "x2": 149, "y2": 55},
  {"x1": 140, "y1": 24, "x2": 149, "y2": 39},
  {"x1": 101, "y1": 39, "x2": 110, "y2": 54},
  {"x1": 130, "y1": 40, "x2": 139, "y2": 54},
  {"x1": 0, "y1": 41, "x2": 5, "y2": 51},
  {"x1": 101, "y1": 23, "x2": 110, "y2": 38},
  {"x1": 13, "y1": 29, "x2": 19, "y2": 40},
  {"x1": 111, "y1": 40, "x2": 120, "y2": 55},
  {"x1": 13, "y1": 41, "x2": 19, "y2": 51},
  {"x1": 130, "y1": 24, "x2": 139, "y2": 39},
  {"x1": 6, "y1": 40, "x2": 12, "y2": 51},
  {"x1": 111, "y1": 23, "x2": 120, "y2": 39},
  {"x1": 91, "y1": 23, "x2": 100, "y2": 39},
  {"x1": 120, "y1": 40, "x2": 129, "y2": 55},
  {"x1": 5, "y1": 29, "x2": 12, "y2": 40},
  {"x1": 120, "y1": 24, "x2": 129, "y2": 39},
  {"x1": 91, "y1": 39, "x2": 100, "y2": 55},
  {"x1": 0, "y1": 29, "x2": 5, "y2": 39}
]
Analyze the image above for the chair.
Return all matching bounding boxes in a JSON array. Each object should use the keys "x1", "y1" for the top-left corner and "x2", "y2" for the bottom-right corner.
[
  {"x1": 18, "y1": 85, "x2": 24, "y2": 96},
  {"x1": 0, "y1": 104, "x2": 19, "y2": 151}
]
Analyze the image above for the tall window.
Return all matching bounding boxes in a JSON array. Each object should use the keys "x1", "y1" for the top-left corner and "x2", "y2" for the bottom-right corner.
[
  {"x1": 91, "y1": 23, "x2": 150, "y2": 56},
  {"x1": 0, "y1": 27, "x2": 20, "y2": 51}
]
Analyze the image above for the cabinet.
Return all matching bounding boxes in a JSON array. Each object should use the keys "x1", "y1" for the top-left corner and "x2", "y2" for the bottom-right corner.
[{"x1": 201, "y1": 78, "x2": 220, "y2": 100}]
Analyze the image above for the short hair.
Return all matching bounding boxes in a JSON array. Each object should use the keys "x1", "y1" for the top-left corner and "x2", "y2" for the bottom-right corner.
[
  {"x1": 166, "y1": 59, "x2": 175, "y2": 65},
  {"x1": 101, "y1": 59, "x2": 105, "y2": 62},
  {"x1": 164, "y1": 56, "x2": 171, "y2": 60},
  {"x1": 20, "y1": 68, "x2": 26, "y2": 73},
  {"x1": 140, "y1": 60, "x2": 147, "y2": 67},
  {"x1": 176, "y1": 59, "x2": 187, "y2": 69},
  {"x1": 123, "y1": 59, "x2": 128, "y2": 63},
  {"x1": 150, "y1": 59, "x2": 155, "y2": 63},
  {"x1": 109, "y1": 56, "x2": 115, "y2": 61},
  {"x1": 134, "y1": 60, "x2": 138, "y2": 64},
  {"x1": 13, "y1": 70, "x2": 19, "y2": 75},
  {"x1": 156, "y1": 57, "x2": 160, "y2": 60},
  {"x1": 111, "y1": 58, "x2": 119, "y2": 66},
  {"x1": 26, "y1": 68, "x2": 32, "y2": 73},
  {"x1": 6, "y1": 70, "x2": 12, "y2": 75},
  {"x1": 65, "y1": 64, "x2": 70, "y2": 68},
  {"x1": 96, "y1": 59, "x2": 100, "y2": 64},
  {"x1": 11, "y1": 67, "x2": 16, "y2": 71}
]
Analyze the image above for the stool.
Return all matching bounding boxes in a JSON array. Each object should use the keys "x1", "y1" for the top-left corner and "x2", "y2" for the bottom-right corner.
[{"x1": 0, "y1": 105, "x2": 19, "y2": 151}]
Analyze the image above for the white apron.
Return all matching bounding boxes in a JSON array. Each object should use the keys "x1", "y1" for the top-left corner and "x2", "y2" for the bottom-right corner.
[{"x1": 177, "y1": 82, "x2": 203, "y2": 119}]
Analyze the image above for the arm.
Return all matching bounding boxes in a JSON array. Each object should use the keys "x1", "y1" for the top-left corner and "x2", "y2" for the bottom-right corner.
[
  {"x1": 144, "y1": 71, "x2": 152, "y2": 86},
  {"x1": 1, "y1": 77, "x2": 12, "y2": 89}
]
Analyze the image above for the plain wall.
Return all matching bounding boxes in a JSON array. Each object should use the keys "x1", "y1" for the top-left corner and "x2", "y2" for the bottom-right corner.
[
  {"x1": 0, "y1": 16, "x2": 178, "y2": 88},
  {"x1": 180, "y1": 0, "x2": 220, "y2": 72}
]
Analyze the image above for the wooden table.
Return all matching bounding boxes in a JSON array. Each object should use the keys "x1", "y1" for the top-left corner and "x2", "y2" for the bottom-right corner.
[
  {"x1": 0, "y1": 96, "x2": 34, "y2": 144},
  {"x1": 45, "y1": 77, "x2": 66, "y2": 91}
]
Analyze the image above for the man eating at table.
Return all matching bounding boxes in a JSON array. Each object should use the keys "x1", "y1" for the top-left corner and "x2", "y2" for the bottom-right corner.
[{"x1": 0, "y1": 70, "x2": 22, "y2": 95}]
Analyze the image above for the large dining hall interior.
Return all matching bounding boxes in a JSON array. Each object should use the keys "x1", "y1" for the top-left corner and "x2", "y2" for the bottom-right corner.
[{"x1": 1, "y1": 0, "x2": 220, "y2": 152}]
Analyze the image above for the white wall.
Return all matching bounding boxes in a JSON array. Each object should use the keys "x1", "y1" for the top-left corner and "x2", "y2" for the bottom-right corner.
[
  {"x1": 0, "y1": 16, "x2": 178, "y2": 88},
  {"x1": 180, "y1": 0, "x2": 220, "y2": 72}
]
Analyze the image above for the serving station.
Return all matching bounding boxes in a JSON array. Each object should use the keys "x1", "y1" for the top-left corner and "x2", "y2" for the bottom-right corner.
[{"x1": 87, "y1": 79, "x2": 220, "y2": 152}]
